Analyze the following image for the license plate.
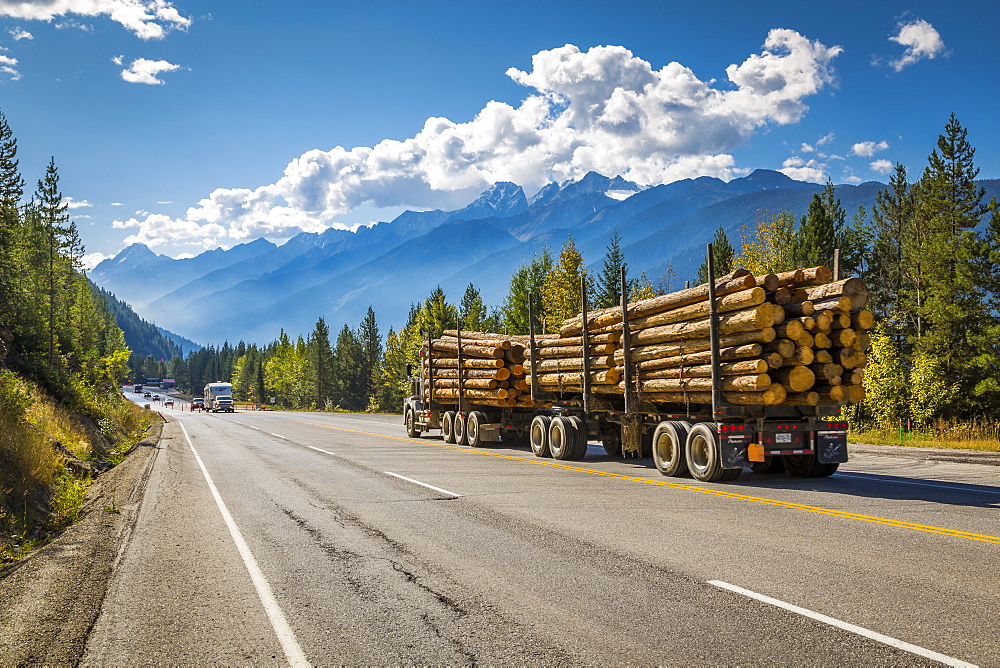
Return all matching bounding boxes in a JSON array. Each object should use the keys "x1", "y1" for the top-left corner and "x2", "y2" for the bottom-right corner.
[{"x1": 775, "y1": 433, "x2": 792, "y2": 443}]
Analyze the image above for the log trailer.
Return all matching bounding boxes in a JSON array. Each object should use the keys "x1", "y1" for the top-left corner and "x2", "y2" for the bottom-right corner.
[{"x1": 403, "y1": 246, "x2": 852, "y2": 482}]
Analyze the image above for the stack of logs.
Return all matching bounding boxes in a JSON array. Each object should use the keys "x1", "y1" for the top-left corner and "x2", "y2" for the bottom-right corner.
[
  {"x1": 419, "y1": 266, "x2": 871, "y2": 410},
  {"x1": 422, "y1": 331, "x2": 545, "y2": 408},
  {"x1": 552, "y1": 266, "x2": 871, "y2": 407}
]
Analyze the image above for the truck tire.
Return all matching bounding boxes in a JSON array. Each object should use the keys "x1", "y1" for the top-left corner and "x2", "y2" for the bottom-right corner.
[
  {"x1": 685, "y1": 423, "x2": 729, "y2": 482},
  {"x1": 405, "y1": 409, "x2": 420, "y2": 438},
  {"x1": 529, "y1": 416, "x2": 551, "y2": 457},
  {"x1": 750, "y1": 456, "x2": 784, "y2": 474},
  {"x1": 652, "y1": 421, "x2": 689, "y2": 477},
  {"x1": 600, "y1": 422, "x2": 622, "y2": 456},
  {"x1": 548, "y1": 417, "x2": 575, "y2": 460},
  {"x1": 782, "y1": 454, "x2": 839, "y2": 477},
  {"x1": 453, "y1": 412, "x2": 468, "y2": 445},
  {"x1": 442, "y1": 411, "x2": 457, "y2": 444},
  {"x1": 566, "y1": 416, "x2": 588, "y2": 460},
  {"x1": 466, "y1": 411, "x2": 488, "y2": 447}
]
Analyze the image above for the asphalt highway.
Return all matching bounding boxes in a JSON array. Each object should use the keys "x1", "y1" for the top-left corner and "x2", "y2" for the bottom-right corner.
[{"x1": 84, "y1": 397, "x2": 999, "y2": 665}]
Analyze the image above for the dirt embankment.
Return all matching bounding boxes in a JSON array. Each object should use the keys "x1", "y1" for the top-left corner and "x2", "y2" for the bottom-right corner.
[{"x1": 0, "y1": 420, "x2": 163, "y2": 664}]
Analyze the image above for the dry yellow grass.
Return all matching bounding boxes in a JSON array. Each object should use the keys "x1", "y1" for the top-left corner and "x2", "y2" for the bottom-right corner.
[{"x1": 851, "y1": 418, "x2": 1000, "y2": 452}]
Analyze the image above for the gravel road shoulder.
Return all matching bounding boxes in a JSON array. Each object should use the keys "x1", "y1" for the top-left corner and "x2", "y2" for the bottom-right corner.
[{"x1": 0, "y1": 420, "x2": 163, "y2": 665}]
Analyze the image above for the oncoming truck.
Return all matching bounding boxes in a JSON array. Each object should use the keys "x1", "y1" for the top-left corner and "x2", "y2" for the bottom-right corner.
[
  {"x1": 403, "y1": 247, "x2": 868, "y2": 482},
  {"x1": 203, "y1": 382, "x2": 235, "y2": 413}
]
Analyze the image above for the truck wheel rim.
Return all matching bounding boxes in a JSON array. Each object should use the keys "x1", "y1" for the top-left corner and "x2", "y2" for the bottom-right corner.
[
  {"x1": 655, "y1": 433, "x2": 676, "y2": 465},
  {"x1": 690, "y1": 434, "x2": 710, "y2": 473}
]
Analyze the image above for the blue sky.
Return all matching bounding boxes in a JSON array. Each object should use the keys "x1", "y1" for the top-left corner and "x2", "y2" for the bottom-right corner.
[{"x1": 0, "y1": 0, "x2": 997, "y2": 264}]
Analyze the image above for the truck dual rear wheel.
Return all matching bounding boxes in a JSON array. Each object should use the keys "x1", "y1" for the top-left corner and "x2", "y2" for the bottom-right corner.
[
  {"x1": 530, "y1": 415, "x2": 551, "y2": 457},
  {"x1": 548, "y1": 417, "x2": 576, "y2": 460},
  {"x1": 405, "y1": 410, "x2": 420, "y2": 438},
  {"x1": 453, "y1": 412, "x2": 468, "y2": 445},
  {"x1": 566, "y1": 415, "x2": 588, "y2": 460},
  {"x1": 600, "y1": 423, "x2": 622, "y2": 456},
  {"x1": 466, "y1": 411, "x2": 487, "y2": 447},
  {"x1": 685, "y1": 423, "x2": 741, "y2": 482},
  {"x1": 782, "y1": 454, "x2": 839, "y2": 477},
  {"x1": 442, "y1": 411, "x2": 456, "y2": 444},
  {"x1": 652, "y1": 421, "x2": 690, "y2": 477}
]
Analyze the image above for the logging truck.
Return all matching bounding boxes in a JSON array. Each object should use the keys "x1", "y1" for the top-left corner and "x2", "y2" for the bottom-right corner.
[{"x1": 403, "y1": 247, "x2": 863, "y2": 482}]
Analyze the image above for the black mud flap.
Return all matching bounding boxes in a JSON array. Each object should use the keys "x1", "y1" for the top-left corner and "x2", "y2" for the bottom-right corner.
[
  {"x1": 721, "y1": 434, "x2": 751, "y2": 469},
  {"x1": 816, "y1": 431, "x2": 849, "y2": 463}
]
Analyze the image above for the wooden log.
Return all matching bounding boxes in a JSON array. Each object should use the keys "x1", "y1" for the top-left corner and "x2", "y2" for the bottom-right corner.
[
  {"x1": 628, "y1": 287, "x2": 766, "y2": 330},
  {"x1": 799, "y1": 316, "x2": 818, "y2": 332},
  {"x1": 424, "y1": 366, "x2": 511, "y2": 380},
  {"x1": 432, "y1": 388, "x2": 514, "y2": 400},
  {"x1": 813, "y1": 310, "x2": 833, "y2": 332},
  {"x1": 639, "y1": 358, "x2": 770, "y2": 380},
  {"x1": 828, "y1": 313, "x2": 852, "y2": 329},
  {"x1": 441, "y1": 330, "x2": 557, "y2": 342},
  {"x1": 764, "y1": 339, "x2": 796, "y2": 358},
  {"x1": 764, "y1": 352, "x2": 785, "y2": 369},
  {"x1": 852, "y1": 310, "x2": 875, "y2": 330},
  {"x1": 754, "y1": 274, "x2": 780, "y2": 291},
  {"x1": 534, "y1": 331, "x2": 621, "y2": 347},
  {"x1": 532, "y1": 356, "x2": 616, "y2": 372},
  {"x1": 783, "y1": 391, "x2": 820, "y2": 406},
  {"x1": 851, "y1": 331, "x2": 871, "y2": 352},
  {"x1": 795, "y1": 331, "x2": 814, "y2": 348},
  {"x1": 634, "y1": 343, "x2": 765, "y2": 372},
  {"x1": 630, "y1": 373, "x2": 772, "y2": 393},
  {"x1": 431, "y1": 339, "x2": 504, "y2": 359},
  {"x1": 630, "y1": 305, "x2": 775, "y2": 347},
  {"x1": 810, "y1": 363, "x2": 844, "y2": 382},
  {"x1": 613, "y1": 329, "x2": 776, "y2": 365},
  {"x1": 813, "y1": 385, "x2": 846, "y2": 404},
  {"x1": 429, "y1": 357, "x2": 505, "y2": 369},
  {"x1": 772, "y1": 268, "x2": 806, "y2": 287},
  {"x1": 773, "y1": 287, "x2": 792, "y2": 305},
  {"x1": 641, "y1": 385, "x2": 786, "y2": 405},
  {"x1": 845, "y1": 384, "x2": 865, "y2": 404},
  {"x1": 784, "y1": 346, "x2": 815, "y2": 367},
  {"x1": 527, "y1": 342, "x2": 619, "y2": 358},
  {"x1": 775, "y1": 319, "x2": 804, "y2": 340},
  {"x1": 769, "y1": 302, "x2": 786, "y2": 326},
  {"x1": 811, "y1": 296, "x2": 852, "y2": 314},
  {"x1": 771, "y1": 365, "x2": 815, "y2": 393},
  {"x1": 510, "y1": 364, "x2": 526, "y2": 375},
  {"x1": 814, "y1": 350, "x2": 833, "y2": 364},
  {"x1": 559, "y1": 270, "x2": 755, "y2": 336},
  {"x1": 788, "y1": 266, "x2": 833, "y2": 287},
  {"x1": 805, "y1": 277, "x2": 869, "y2": 309},
  {"x1": 783, "y1": 301, "x2": 815, "y2": 317},
  {"x1": 432, "y1": 378, "x2": 500, "y2": 390},
  {"x1": 440, "y1": 333, "x2": 511, "y2": 349},
  {"x1": 531, "y1": 369, "x2": 621, "y2": 386},
  {"x1": 830, "y1": 328, "x2": 857, "y2": 348},
  {"x1": 847, "y1": 369, "x2": 864, "y2": 385},
  {"x1": 813, "y1": 332, "x2": 832, "y2": 349}
]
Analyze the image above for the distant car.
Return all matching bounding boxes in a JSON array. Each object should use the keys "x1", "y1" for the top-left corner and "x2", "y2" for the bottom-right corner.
[
  {"x1": 152, "y1": 394, "x2": 160, "y2": 401},
  {"x1": 164, "y1": 399, "x2": 174, "y2": 407},
  {"x1": 143, "y1": 392, "x2": 152, "y2": 398},
  {"x1": 191, "y1": 398, "x2": 204, "y2": 410}
]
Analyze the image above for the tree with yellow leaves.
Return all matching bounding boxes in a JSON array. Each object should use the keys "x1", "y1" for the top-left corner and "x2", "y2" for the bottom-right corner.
[
  {"x1": 734, "y1": 209, "x2": 797, "y2": 275},
  {"x1": 542, "y1": 235, "x2": 587, "y2": 332}
]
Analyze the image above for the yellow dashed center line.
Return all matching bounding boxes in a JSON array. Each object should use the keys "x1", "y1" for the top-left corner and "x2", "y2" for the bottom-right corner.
[{"x1": 292, "y1": 419, "x2": 1000, "y2": 545}]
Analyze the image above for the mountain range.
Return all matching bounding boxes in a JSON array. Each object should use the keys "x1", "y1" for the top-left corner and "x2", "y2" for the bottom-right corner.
[{"x1": 90, "y1": 170, "x2": 1000, "y2": 347}]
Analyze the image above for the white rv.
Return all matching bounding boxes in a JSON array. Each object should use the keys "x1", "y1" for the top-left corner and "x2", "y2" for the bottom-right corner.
[{"x1": 203, "y1": 382, "x2": 235, "y2": 413}]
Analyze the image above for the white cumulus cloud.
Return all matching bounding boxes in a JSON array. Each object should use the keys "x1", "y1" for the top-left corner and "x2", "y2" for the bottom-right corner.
[
  {"x1": 0, "y1": 0, "x2": 191, "y2": 39},
  {"x1": 114, "y1": 30, "x2": 843, "y2": 249},
  {"x1": 888, "y1": 19, "x2": 945, "y2": 71},
  {"x1": 119, "y1": 57, "x2": 180, "y2": 84},
  {"x1": 0, "y1": 53, "x2": 19, "y2": 80},
  {"x1": 870, "y1": 159, "x2": 894, "y2": 175},
  {"x1": 81, "y1": 251, "x2": 109, "y2": 270},
  {"x1": 8, "y1": 27, "x2": 32, "y2": 40},
  {"x1": 779, "y1": 156, "x2": 827, "y2": 183},
  {"x1": 851, "y1": 140, "x2": 889, "y2": 157},
  {"x1": 61, "y1": 196, "x2": 93, "y2": 209}
]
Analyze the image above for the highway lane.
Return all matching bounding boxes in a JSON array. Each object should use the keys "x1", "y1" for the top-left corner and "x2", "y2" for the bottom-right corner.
[{"x1": 86, "y1": 405, "x2": 998, "y2": 665}]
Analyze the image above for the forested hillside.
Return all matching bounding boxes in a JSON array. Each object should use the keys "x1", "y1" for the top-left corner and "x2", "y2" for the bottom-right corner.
[{"x1": 0, "y1": 111, "x2": 149, "y2": 564}]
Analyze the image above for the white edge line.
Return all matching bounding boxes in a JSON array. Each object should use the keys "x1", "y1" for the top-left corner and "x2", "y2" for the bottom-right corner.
[
  {"x1": 307, "y1": 445, "x2": 337, "y2": 456},
  {"x1": 707, "y1": 581, "x2": 977, "y2": 668},
  {"x1": 383, "y1": 471, "x2": 462, "y2": 498},
  {"x1": 177, "y1": 421, "x2": 309, "y2": 667},
  {"x1": 269, "y1": 433, "x2": 286, "y2": 439},
  {"x1": 836, "y1": 472, "x2": 999, "y2": 495}
]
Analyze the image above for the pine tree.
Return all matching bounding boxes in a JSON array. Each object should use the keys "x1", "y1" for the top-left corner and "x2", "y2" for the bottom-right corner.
[
  {"x1": 306, "y1": 317, "x2": 334, "y2": 409},
  {"x1": 459, "y1": 284, "x2": 489, "y2": 331},
  {"x1": 501, "y1": 247, "x2": 551, "y2": 334},
  {"x1": 331, "y1": 324, "x2": 364, "y2": 410},
  {"x1": 790, "y1": 182, "x2": 842, "y2": 269},
  {"x1": 594, "y1": 230, "x2": 627, "y2": 309},
  {"x1": 870, "y1": 164, "x2": 914, "y2": 320},
  {"x1": 695, "y1": 227, "x2": 735, "y2": 284},
  {"x1": 415, "y1": 287, "x2": 456, "y2": 339},
  {"x1": 357, "y1": 307, "x2": 382, "y2": 409}
]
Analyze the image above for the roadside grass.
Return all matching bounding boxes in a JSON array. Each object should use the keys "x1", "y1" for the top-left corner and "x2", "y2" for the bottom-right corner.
[
  {"x1": 851, "y1": 418, "x2": 1000, "y2": 452},
  {"x1": 1, "y1": 370, "x2": 153, "y2": 569}
]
